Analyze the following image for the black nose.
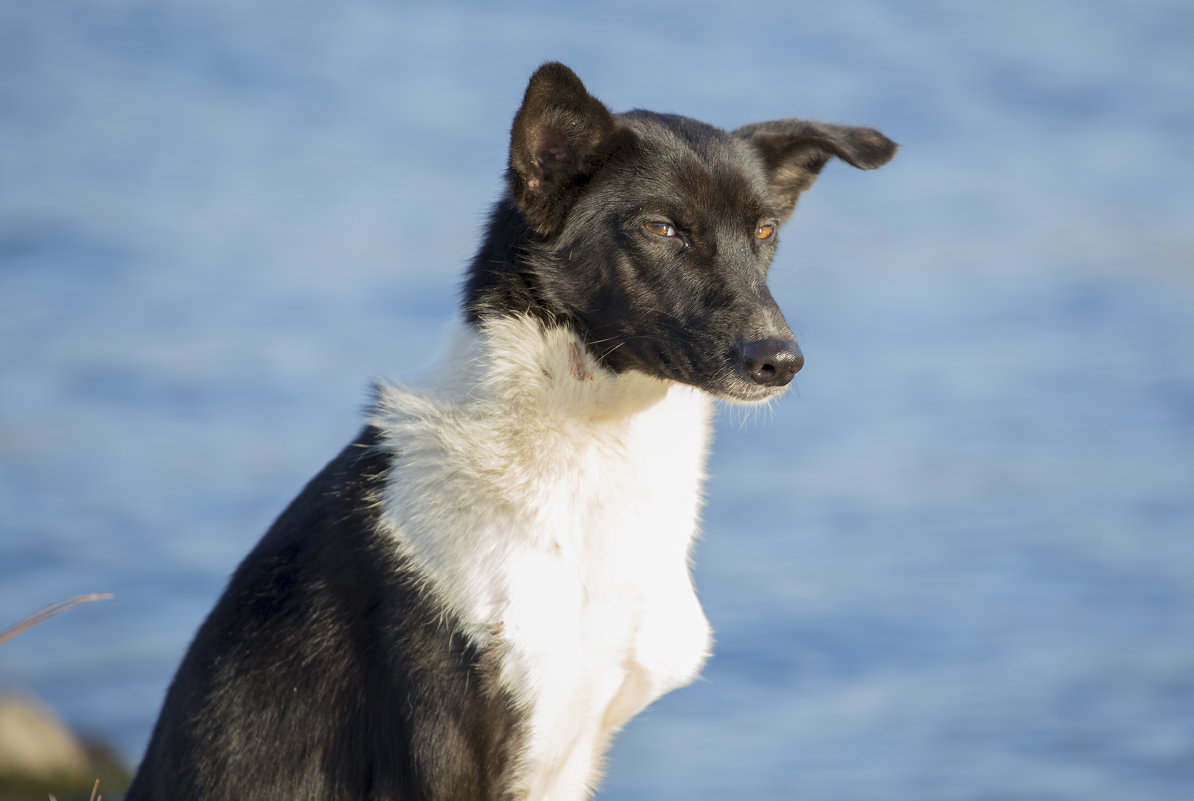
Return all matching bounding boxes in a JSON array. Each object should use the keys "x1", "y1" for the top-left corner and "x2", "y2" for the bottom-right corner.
[{"x1": 739, "y1": 338, "x2": 804, "y2": 387}]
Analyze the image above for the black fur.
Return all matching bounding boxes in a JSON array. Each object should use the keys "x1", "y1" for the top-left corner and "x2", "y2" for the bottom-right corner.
[
  {"x1": 126, "y1": 427, "x2": 523, "y2": 800},
  {"x1": 129, "y1": 63, "x2": 896, "y2": 799},
  {"x1": 465, "y1": 64, "x2": 897, "y2": 400}
]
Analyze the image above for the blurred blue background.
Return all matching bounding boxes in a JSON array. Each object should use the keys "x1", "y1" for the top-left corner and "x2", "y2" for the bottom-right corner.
[{"x1": 2, "y1": 1, "x2": 1192, "y2": 798}]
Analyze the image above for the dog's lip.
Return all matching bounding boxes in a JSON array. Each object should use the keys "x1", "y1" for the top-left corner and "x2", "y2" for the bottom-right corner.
[{"x1": 712, "y1": 380, "x2": 791, "y2": 404}]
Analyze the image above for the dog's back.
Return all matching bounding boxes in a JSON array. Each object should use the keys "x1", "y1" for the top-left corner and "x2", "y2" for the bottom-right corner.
[{"x1": 128, "y1": 63, "x2": 895, "y2": 801}]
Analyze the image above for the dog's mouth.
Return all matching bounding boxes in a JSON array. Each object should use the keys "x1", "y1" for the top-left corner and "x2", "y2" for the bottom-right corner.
[{"x1": 710, "y1": 377, "x2": 795, "y2": 405}]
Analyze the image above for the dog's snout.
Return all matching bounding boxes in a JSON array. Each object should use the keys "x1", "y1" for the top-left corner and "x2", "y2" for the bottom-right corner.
[{"x1": 739, "y1": 338, "x2": 803, "y2": 387}]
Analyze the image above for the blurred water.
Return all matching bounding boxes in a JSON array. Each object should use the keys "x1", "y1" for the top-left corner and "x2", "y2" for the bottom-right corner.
[{"x1": 2, "y1": 1, "x2": 1192, "y2": 798}]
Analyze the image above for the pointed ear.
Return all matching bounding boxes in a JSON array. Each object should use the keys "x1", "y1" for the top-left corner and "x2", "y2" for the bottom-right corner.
[
  {"x1": 734, "y1": 120, "x2": 898, "y2": 221},
  {"x1": 508, "y1": 63, "x2": 617, "y2": 235}
]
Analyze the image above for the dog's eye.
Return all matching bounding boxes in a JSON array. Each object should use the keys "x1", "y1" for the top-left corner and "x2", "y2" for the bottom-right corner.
[
  {"x1": 643, "y1": 221, "x2": 678, "y2": 238},
  {"x1": 756, "y1": 223, "x2": 776, "y2": 241}
]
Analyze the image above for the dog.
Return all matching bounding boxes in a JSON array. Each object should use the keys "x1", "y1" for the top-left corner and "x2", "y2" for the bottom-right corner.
[{"x1": 126, "y1": 62, "x2": 896, "y2": 800}]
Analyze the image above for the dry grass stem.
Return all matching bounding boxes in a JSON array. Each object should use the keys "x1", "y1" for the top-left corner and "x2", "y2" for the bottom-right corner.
[
  {"x1": 46, "y1": 778, "x2": 101, "y2": 801},
  {"x1": 0, "y1": 594, "x2": 113, "y2": 647}
]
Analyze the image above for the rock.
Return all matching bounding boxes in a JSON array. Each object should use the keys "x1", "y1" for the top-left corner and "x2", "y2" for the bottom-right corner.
[
  {"x1": 0, "y1": 693, "x2": 90, "y2": 782},
  {"x1": 0, "y1": 692, "x2": 130, "y2": 799}
]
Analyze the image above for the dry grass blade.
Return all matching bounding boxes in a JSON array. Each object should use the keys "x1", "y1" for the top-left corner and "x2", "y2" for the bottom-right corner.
[
  {"x1": 45, "y1": 779, "x2": 101, "y2": 801},
  {"x1": 0, "y1": 594, "x2": 113, "y2": 647}
]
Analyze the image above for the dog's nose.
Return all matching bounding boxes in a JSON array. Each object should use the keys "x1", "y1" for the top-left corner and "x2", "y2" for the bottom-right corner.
[{"x1": 739, "y1": 338, "x2": 804, "y2": 387}]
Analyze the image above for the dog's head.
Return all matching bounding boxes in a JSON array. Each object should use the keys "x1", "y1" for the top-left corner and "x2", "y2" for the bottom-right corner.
[{"x1": 487, "y1": 62, "x2": 896, "y2": 404}]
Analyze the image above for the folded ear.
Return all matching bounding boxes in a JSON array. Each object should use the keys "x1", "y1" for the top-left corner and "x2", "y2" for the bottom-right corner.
[
  {"x1": 733, "y1": 120, "x2": 898, "y2": 221},
  {"x1": 508, "y1": 63, "x2": 617, "y2": 235}
]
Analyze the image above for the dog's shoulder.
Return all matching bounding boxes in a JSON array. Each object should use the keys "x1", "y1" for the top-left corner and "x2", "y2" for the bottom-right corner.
[{"x1": 130, "y1": 426, "x2": 526, "y2": 799}]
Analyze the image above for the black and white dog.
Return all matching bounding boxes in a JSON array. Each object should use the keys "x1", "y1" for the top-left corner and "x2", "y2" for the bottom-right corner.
[{"x1": 127, "y1": 63, "x2": 895, "y2": 800}]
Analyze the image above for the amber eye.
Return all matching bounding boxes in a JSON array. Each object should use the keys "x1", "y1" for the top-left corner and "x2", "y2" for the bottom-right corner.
[
  {"x1": 643, "y1": 221, "x2": 677, "y2": 238},
  {"x1": 756, "y1": 223, "x2": 776, "y2": 241}
]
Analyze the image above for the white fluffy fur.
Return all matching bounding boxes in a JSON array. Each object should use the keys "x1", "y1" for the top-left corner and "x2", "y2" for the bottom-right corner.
[{"x1": 370, "y1": 315, "x2": 715, "y2": 801}]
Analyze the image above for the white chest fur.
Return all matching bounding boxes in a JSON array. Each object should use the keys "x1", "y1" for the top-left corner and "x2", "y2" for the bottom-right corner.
[{"x1": 371, "y1": 317, "x2": 715, "y2": 801}]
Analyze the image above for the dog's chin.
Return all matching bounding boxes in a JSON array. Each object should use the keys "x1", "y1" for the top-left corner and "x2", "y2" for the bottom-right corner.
[{"x1": 707, "y1": 380, "x2": 792, "y2": 405}]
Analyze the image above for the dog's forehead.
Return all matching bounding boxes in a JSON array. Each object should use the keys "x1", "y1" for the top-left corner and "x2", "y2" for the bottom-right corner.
[
  {"x1": 614, "y1": 110, "x2": 772, "y2": 211},
  {"x1": 618, "y1": 110, "x2": 751, "y2": 166}
]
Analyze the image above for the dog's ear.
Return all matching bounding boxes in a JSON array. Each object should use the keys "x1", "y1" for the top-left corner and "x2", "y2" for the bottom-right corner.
[
  {"x1": 508, "y1": 63, "x2": 617, "y2": 235},
  {"x1": 734, "y1": 120, "x2": 897, "y2": 222}
]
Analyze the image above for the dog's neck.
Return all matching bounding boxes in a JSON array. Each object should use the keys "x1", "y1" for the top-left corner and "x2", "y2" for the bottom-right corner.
[
  {"x1": 368, "y1": 313, "x2": 714, "y2": 625},
  {"x1": 370, "y1": 314, "x2": 713, "y2": 498},
  {"x1": 447, "y1": 314, "x2": 676, "y2": 422},
  {"x1": 460, "y1": 197, "x2": 570, "y2": 330}
]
